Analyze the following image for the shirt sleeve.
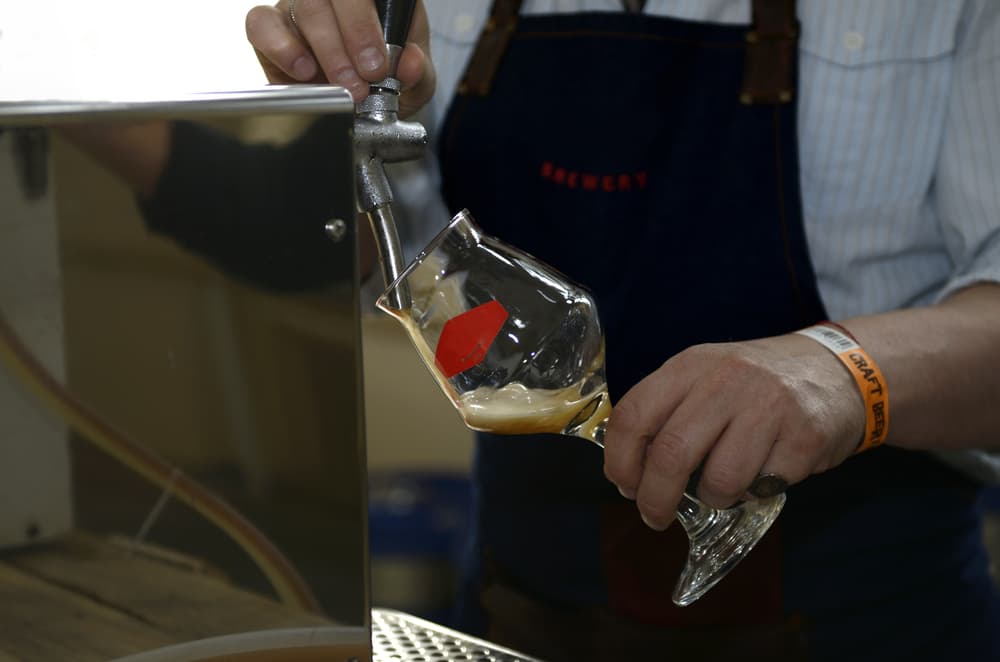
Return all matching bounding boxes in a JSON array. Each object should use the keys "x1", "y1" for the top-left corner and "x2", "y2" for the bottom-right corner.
[
  {"x1": 933, "y1": 0, "x2": 1000, "y2": 302},
  {"x1": 932, "y1": 0, "x2": 1000, "y2": 481}
]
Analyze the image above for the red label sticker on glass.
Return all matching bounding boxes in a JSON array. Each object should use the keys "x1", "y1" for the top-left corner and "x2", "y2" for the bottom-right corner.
[{"x1": 434, "y1": 300, "x2": 509, "y2": 379}]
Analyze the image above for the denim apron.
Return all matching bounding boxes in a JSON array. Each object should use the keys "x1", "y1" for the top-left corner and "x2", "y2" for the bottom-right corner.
[{"x1": 436, "y1": 2, "x2": 1000, "y2": 658}]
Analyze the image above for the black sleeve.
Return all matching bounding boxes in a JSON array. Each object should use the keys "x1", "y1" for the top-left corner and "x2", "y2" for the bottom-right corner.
[{"x1": 139, "y1": 116, "x2": 354, "y2": 292}]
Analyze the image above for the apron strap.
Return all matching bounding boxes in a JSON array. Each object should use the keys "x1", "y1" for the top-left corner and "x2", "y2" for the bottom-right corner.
[
  {"x1": 457, "y1": 0, "x2": 523, "y2": 96},
  {"x1": 457, "y1": 0, "x2": 645, "y2": 96},
  {"x1": 459, "y1": 0, "x2": 798, "y2": 101},
  {"x1": 741, "y1": 0, "x2": 799, "y2": 104}
]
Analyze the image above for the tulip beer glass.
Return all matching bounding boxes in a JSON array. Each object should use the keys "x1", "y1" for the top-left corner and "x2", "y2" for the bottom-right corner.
[{"x1": 376, "y1": 209, "x2": 785, "y2": 606}]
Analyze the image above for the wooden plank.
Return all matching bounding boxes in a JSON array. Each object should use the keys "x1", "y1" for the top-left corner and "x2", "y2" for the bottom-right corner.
[
  {"x1": 105, "y1": 534, "x2": 225, "y2": 577},
  {"x1": 5, "y1": 532, "x2": 332, "y2": 645},
  {"x1": 0, "y1": 559, "x2": 175, "y2": 661}
]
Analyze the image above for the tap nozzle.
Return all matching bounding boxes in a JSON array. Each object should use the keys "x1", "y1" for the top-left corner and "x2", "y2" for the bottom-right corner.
[
  {"x1": 351, "y1": 0, "x2": 424, "y2": 309},
  {"x1": 353, "y1": 0, "x2": 424, "y2": 310}
]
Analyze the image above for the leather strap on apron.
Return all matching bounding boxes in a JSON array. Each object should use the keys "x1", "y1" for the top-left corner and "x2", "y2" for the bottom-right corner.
[
  {"x1": 458, "y1": 0, "x2": 797, "y2": 102},
  {"x1": 741, "y1": 0, "x2": 798, "y2": 103},
  {"x1": 456, "y1": 0, "x2": 523, "y2": 96}
]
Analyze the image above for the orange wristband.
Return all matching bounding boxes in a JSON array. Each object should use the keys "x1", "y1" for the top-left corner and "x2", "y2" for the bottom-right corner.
[{"x1": 795, "y1": 322, "x2": 890, "y2": 453}]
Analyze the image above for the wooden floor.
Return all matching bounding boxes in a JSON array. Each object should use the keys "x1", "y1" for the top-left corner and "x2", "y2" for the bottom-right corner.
[{"x1": 0, "y1": 532, "x2": 341, "y2": 661}]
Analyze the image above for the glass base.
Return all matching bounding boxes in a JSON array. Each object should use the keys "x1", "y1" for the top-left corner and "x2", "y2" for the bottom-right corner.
[{"x1": 672, "y1": 493, "x2": 786, "y2": 607}]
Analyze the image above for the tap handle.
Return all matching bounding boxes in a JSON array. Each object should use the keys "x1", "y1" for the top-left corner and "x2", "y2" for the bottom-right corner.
[{"x1": 375, "y1": 0, "x2": 417, "y2": 50}]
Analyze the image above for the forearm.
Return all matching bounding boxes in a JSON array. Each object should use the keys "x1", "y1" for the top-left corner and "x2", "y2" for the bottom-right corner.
[
  {"x1": 840, "y1": 282, "x2": 1000, "y2": 451},
  {"x1": 58, "y1": 121, "x2": 172, "y2": 201}
]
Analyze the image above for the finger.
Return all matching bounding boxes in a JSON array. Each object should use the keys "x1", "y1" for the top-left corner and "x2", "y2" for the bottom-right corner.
[
  {"x1": 245, "y1": 5, "x2": 318, "y2": 83},
  {"x1": 407, "y1": 0, "x2": 431, "y2": 55},
  {"x1": 603, "y1": 363, "x2": 689, "y2": 500},
  {"x1": 396, "y1": 43, "x2": 427, "y2": 89},
  {"x1": 329, "y1": 0, "x2": 389, "y2": 81},
  {"x1": 397, "y1": 2, "x2": 434, "y2": 103},
  {"x1": 755, "y1": 430, "x2": 827, "y2": 494},
  {"x1": 748, "y1": 385, "x2": 857, "y2": 496},
  {"x1": 634, "y1": 381, "x2": 732, "y2": 530},
  {"x1": 396, "y1": 42, "x2": 436, "y2": 117},
  {"x1": 697, "y1": 409, "x2": 780, "y2": 508},
  {"x1": 289, "y1": 0, "x2": 371, "y2": 100}
]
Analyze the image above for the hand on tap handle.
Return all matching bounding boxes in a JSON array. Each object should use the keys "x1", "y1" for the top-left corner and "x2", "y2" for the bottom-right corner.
[{"x1": 245, "y1": 0, "x2": 435, "y2": 115}]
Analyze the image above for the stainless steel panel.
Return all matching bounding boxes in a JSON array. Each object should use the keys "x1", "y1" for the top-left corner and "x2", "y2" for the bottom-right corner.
[{"x1": 0, "y1": 88, "x2": 369, "y2": 634}]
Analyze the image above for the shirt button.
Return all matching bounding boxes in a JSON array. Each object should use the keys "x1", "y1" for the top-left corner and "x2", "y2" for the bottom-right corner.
[
  {"x1": 454, "y1": 13, "x2": 475, "y2": 35},
  {"x1": 843, "y1": 31, "x2": 864, "y2": 52}
]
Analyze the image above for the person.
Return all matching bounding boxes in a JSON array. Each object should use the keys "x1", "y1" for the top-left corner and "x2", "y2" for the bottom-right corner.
[{"x1": 113, "y1": 0, "x2": 1000, "y2": 659}]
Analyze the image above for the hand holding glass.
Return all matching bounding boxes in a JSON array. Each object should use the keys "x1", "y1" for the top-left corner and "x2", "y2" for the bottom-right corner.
[{"x1": 376, "y1": 209, "x2": 784, "y2": 606}]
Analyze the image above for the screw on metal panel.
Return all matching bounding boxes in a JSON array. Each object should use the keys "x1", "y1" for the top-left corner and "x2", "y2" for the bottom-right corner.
[
  {"x1": 325, "y1": 218, "x2": 348, "y2": 242},
  {"x1": 25, "y1": 522, "x2": 40, "y2": 539}
]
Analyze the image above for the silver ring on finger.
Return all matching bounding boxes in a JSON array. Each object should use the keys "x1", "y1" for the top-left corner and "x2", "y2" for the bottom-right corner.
[
  {"x1": 747, "y1": 473, "x2": 789, "y2": 499},
  {"x1": 288, "y1": 0, "x2": 299, "y2": 31}
]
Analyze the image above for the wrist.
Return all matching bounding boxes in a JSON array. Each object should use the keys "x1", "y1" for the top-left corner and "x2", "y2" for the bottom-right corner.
[{"x1": 795, "y1": 322, "x2": 890, "y2": 453}]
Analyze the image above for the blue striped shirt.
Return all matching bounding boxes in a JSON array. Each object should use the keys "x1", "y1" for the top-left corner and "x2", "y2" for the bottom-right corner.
[{"x1": 384, "y1": 0, "x2": 1000, "y2": 478}]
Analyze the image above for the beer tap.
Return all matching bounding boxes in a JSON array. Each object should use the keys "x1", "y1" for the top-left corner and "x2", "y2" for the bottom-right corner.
[{"x1": 354, "y1": 0, "x2": 425, "y2": 309}]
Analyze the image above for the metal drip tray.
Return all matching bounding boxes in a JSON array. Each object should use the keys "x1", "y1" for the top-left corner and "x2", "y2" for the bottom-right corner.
[{"x1": 373, "y1": 609, "x2": 542, "y2": 662}]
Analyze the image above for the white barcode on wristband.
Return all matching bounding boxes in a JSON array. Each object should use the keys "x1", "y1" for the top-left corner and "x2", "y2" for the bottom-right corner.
[{"x1": 796, "y1": 324, "x2": 859, "y2": 353}]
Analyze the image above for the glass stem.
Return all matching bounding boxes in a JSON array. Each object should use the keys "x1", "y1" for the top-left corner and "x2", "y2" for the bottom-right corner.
[{"x1": 674, "y1": 493, "x2": 717, "y2": 537}]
